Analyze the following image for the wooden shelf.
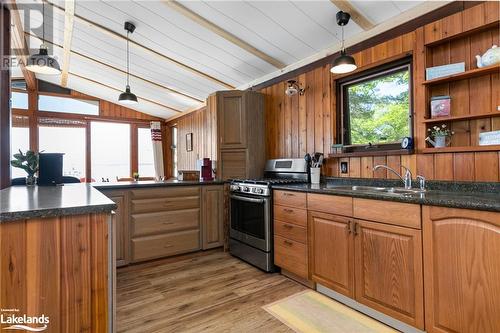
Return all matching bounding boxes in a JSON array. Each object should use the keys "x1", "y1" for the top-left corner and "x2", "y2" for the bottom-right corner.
[
  {"x1": 422, "y1": 64, "x2": 499, "y2": 86},
  {"x1": 329, "y1": 149, "x2": 413, "y2": 158},
  {"x1": 422, "y1": 112, "x2": 500, "y2": 124},
  {"x1": 422, "y1": 145, "x2": 500, "y2": 154}
]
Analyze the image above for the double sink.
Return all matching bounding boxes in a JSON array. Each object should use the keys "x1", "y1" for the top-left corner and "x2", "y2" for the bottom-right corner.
[{"x1": 326, "y1": 185, "x2": 426, "y2": 196}]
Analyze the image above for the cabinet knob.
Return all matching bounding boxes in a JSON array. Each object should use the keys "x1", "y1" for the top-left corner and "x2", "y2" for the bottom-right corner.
[
  {"x1": 283, "y1": 240, "x2": 293, "y2": 246},
  {"x1": 283, "y1": 224, "x2": 293, "y2": 229},
  {"x1": 283, "y1": 208, "x2": 294, "y2": 213}
]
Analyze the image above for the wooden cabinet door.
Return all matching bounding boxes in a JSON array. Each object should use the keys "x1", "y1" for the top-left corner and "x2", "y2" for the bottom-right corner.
[
  {"x1": 219, "y1": 149, "x2": 247, "y2": 180},
  {"x1": 309, "y1": 211, "x2": 354, "y2": 297},
  {"x1": 202, "y1": 185, "x2": 224, "y2": 249},
  {"x1": 423, "y1": 206, "x2": 500, "y2": 333},
  {"x1": 218, "y1": 91, "x2": 247, "y2": 149},
  {"x1": 108, "y1": 194, "x2": 128, "y2": 267},
  {"x1": 354, "y1": 219, "x2": 424, "y2": 329}
]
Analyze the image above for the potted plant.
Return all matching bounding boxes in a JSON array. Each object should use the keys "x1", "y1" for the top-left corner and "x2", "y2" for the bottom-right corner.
[
  {"x1": 10, "y1": 150, "x2": 40, "y2": 186},
  {"x1": 425, "y1": 124, "x2": 454, "y2": 148},
  {"x1": 133, "y1": 172, "x2": 140, "y2": 181}
]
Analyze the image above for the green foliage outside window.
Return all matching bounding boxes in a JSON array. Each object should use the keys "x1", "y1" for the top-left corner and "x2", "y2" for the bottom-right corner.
[{"x1": 346, "y1": 70, "x2": 410, "y2": 145}]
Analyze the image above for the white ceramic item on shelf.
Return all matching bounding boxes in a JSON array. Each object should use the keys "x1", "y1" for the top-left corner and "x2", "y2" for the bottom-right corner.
[{"x1": 476, "y1": 45, "x2": 500, "y2": 68}]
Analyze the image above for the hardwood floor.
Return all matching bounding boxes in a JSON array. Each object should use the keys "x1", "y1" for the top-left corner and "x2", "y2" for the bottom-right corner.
[{"x1": 116, "y1": 249, "x2": 306, "y2": 333}]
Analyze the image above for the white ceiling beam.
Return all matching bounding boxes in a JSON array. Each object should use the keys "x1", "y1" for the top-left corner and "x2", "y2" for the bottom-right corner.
[
  {"x1": 9, "y1": 2, "x2": 37, "y2": 91},
  {"x1": 61, "y1": 0, "x2": 75, "y2": 87},
  {"x1": 45, "y1": 0, "x2": 235, "y2": 89},
  {"x1": 163, "y1": 0, "x2": 286, "y2": 69},
  {"x1": 330, "y1": 0, "x2": 375, "y2": 30},
  {"x1": 67, "y1": 72, "x2": 184, "y2": 113},
  {"x1": 25, "y1": 31, "x2": 205, "y2": 104}
]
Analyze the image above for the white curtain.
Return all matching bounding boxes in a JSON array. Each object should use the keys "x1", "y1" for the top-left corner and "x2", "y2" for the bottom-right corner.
[{"x1": 150, "y1": 121, "x2": 165, "y2": 180}]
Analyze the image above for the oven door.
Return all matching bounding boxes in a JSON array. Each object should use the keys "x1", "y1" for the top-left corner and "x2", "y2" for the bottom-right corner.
[{"x1": 230, "y1": 193, "x2": 271, "y2": 252}]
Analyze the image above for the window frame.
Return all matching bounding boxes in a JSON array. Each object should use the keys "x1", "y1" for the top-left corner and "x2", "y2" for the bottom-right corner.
[{"x1": 337, "y1": 57, "x2": 414, "y2": 153}]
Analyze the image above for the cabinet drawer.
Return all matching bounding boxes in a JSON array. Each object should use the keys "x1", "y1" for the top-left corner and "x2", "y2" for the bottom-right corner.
[
  {"x1": 274, "y1": 191, "x2": 306, "y2": 209},
  {"x1": 353, "y1": 198, "x2": 421, "y2": 229},
  {"x1": 131, "y1": 209, "x2": 200, "y2": 237},
  {"x1": 274, "y1": 205, "x2": 307, "y2": 227},
  {"x1": 131, "y1": 229, "x2": 200, "y2": 262},
  {"x1": 307, "y1": 194, "x2": 353, "y2": 217},
  {"x1": 274, "y1": 220, "x2": 307, "y2": 244},
  {"x1": 274, "y1": 235, "x2": 308, "y2": 278},
  {"x1": 131, "y1": 196, "x2": 200, "y2": 213},
  {"x1": 130, "y1": 186, "x2": 199, "y2": 199}
]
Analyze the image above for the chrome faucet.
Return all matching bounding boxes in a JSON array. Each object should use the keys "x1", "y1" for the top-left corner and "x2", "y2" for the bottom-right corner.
[{"x1": 373, "y1": 165, "x2": 413, "y2": 189}]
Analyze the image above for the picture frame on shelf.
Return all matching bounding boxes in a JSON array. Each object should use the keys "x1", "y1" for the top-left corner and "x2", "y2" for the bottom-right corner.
[{"x1": 430, "y1": 96, "x2": 451, "y2": 118}]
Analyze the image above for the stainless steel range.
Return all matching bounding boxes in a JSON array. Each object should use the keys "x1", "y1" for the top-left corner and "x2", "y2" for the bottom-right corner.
[{"x1": 229, "y1": 158, "x2": 308, "y2": 272}]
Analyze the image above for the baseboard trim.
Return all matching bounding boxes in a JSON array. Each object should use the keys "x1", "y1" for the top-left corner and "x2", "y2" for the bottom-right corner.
[{"x1": 316, "y1": 284, "x2": 426, "y2": 333}]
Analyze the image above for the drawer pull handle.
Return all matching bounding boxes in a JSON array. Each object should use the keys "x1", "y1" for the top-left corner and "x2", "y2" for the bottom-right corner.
[
  {"x1": 346, "y1": 221, "x2": 352, "y2": 234},
  {"x1": 283, "y1": 240, "x2": 293, "y2": 246},
  {"x1": 164, "y1": 244, "x2": 174, "y2": 248},
  {"x1": 283, "y1": 193, "x2": 295, "y2": 197},
  {"x1": 283, "y1": 208, "x2": 294, "y2": 213},
  {"x1": 283, "y1": 224, "x2": 293, "y2": 229},
  {"x1": 162, "y1": 222, "x2": 174, "y2": 225}
]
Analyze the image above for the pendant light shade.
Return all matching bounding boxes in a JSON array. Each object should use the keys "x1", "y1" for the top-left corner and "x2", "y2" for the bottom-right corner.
[
  {"x1": 119, "y1": 85, "x2": 138, "y2": 104},
  {"x1": 119, "y1": 22, "x2": 138, "y2": 104},
  {"x1": 331, "y1": 11, "x2": 357, "y2": 75},
  {"x1": 26, "y1": 3, "x2": 61, "y2": 75},
  {"x1": 331, "y1": 50, "x2": 357, "y2": 74}
]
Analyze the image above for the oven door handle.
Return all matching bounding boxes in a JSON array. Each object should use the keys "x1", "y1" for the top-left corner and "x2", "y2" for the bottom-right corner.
[{"x1": 230, "y1": 194, "x2": 266, "y2": 204}]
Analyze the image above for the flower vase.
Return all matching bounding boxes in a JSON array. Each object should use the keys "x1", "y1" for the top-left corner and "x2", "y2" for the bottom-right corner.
[
  {"x1": 26, "y1": 175, "x2": 37, "y2": 186},
  {"x1": 434, "y1": 135, "x2": 447, "y2": 148}
]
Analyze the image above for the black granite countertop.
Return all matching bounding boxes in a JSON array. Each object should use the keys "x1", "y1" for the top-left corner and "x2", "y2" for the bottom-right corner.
[
  {"x1": 272, "y1": 179, "x2": 500, "y2": 213},
  {"x1": 93, "y1": 179, "x2": 225, "y2": 190},
  {"x1": 0, "y1": 184, "x2": 117, "y2": 222}
]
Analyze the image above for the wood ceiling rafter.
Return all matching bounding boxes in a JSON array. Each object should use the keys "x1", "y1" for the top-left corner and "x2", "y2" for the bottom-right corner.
[
  {"x1": 44, "y1": 0, "x2": 235, "y2": 89},
  {"x1": 162, "y1": 0, "x2": 286, "y2": 69},
  {"x1": 61, "y1": 0, "x2": 75, "y2": 87},
  {"x1": 25, "y1": 31, "x2": 205, "y2": 104},
  {"x1": 330, "y1": 0, "x2": 375, "y2": 31},
  {"x1": 9, "y1": 2, "x2": 37, "y2": 90},
  {"x1": 68, "y1": 72, "x2": 184, "y2": 114}
]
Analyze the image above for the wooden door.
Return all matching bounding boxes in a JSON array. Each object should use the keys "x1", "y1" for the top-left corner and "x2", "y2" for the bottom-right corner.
[
  {"x1": 354, "y1": 219, "x2": 424, "y2": 329},
  {"x1": 423, "y1": 206, "x2": 500, "y2": 333},
  {"x1": 108, "y1": 194, "x2": 127, "y2": 267},
  {"x1": 202, "y1": 185, "x2": 224, "y2": 249},
  {"x1": 309, "y1": 211, "x2": 354, "y2": 297},
  {"x1": 218, "y1": 91, "x2": 247, "y2": 149}
]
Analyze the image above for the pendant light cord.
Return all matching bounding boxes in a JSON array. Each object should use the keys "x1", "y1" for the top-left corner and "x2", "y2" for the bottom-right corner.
[
  {"x1": 126, "y1": 31, "x2": 130, "y2": 87},
  {"x1": 341, "y1": 24, "x2": 344, "y2": 52},
  {"x1": 42, "y1": 2, "x2": 45, "y2": 44}
]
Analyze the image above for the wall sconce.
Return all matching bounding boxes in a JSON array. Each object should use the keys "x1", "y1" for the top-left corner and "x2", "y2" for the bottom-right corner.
[{"x1": 285, "y1": 80, "x2": 305, "y2": 96}]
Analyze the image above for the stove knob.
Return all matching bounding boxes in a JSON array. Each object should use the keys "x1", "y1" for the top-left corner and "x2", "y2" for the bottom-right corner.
[
  {"x1": 242, "y1": 186, "x2": 250, "y2": 192},
  {"x1": 230, "y1": 185, "x2": 240, "y2": 191},
  {"x1": 256, "y1": 188, "x2": 264, "y2": 194}
]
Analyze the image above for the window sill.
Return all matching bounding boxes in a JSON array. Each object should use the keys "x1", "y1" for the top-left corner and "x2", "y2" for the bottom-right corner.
[{"x1": 328, "y1": 148, "x2": 414, "y2": 158}]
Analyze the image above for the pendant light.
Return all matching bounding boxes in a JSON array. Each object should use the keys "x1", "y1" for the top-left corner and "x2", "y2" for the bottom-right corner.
[
  {"x1": 331, "y1": 11, "x2": 357, "y2": 74},
  {"x1": 26, "y1": 2, "x2": 61, "y2": 75},
  {"x1": 118, "y1": 22, "x2": 138, "y2": 104}
]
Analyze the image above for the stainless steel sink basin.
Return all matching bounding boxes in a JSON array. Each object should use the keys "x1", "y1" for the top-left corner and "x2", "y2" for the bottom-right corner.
[{"x1": 327, "y1": 185, "x2": 425, "y2": 195}]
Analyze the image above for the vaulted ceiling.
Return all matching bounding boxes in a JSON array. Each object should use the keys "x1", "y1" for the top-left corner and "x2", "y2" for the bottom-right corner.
[{"x1": 11, "y1": 0, "x2": 450, "y2": 120}]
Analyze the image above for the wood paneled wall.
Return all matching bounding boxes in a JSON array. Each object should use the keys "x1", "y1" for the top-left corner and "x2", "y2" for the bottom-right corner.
[
  {"x1": 0, "y1": 213, "x2": 109, "y2": 332},
  {"x1": 259, "y1": 2, "x2": 500, "y2": 182},
  {"x1": 172, "y1": 104, "x2": 217, "y2": 172}
]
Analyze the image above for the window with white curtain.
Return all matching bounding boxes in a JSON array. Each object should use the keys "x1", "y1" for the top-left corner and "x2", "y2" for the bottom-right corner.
[{"x1": 138, "y1": 127, "x2": 155, "y2": 177}]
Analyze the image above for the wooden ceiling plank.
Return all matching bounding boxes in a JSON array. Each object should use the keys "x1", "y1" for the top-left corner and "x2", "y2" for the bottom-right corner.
[
  {"x1": 45, "y1": 0, "x2": 235, "y2": 89},
  {"x1": 61, "y1": 0, "x2": 75, "y2": 87},
  {"x1": 25, "y1": 31, "x2": 205, "y2": 104},
  {"x1": 9, "y1": 2, "x2": 37, "y2": 90},
  {"x1": 68, "y1": 72, "x2": 184, "y2": 113},
  {"x1": 163, "y1": 0, "x2": 286, "y2": 69},
  {"x1": 330, "y1": 0, "x2": 375, "y2": 30}
]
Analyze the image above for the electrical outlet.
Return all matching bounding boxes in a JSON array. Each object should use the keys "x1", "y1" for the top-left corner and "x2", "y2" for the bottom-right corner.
[{"x1": 340, "y1": 161, "x2": 348, "y2": 174}]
